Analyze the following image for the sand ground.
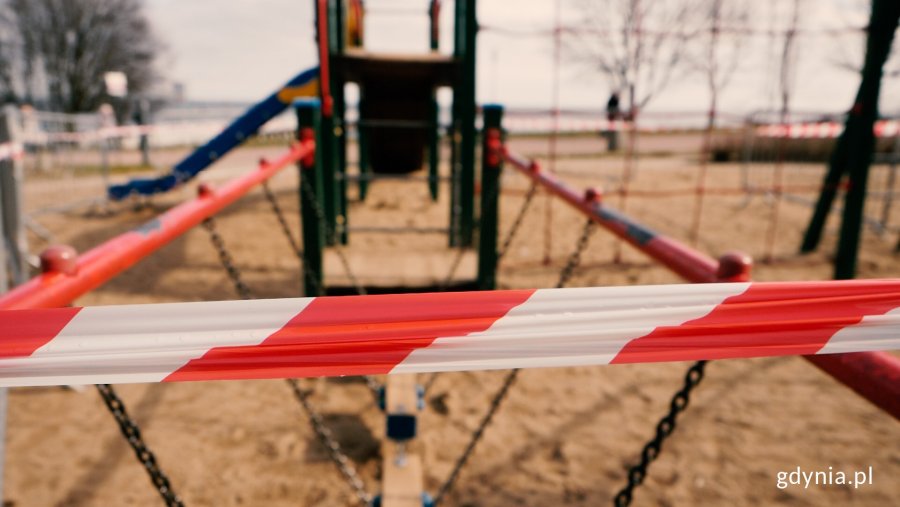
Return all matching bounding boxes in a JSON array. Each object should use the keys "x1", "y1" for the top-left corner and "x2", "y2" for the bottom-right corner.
[{"x1": 5, "y1": 133, "x2": 900, "y2": 506}]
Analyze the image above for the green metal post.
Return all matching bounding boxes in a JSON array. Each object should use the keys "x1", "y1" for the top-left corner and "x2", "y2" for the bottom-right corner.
[
  {"x1": 333, "y1": 0, "x2": 349, "y2": 244},
  {"x1": 448, "y1": 127, "x2": 460, "y2": 247},
  {"x1": 429, "y1": 0, "x2": 440, "y2": 51},
  {"x1": 457, "y1": 0, "x2": 477, "y2": 246},
  {"x1": 447, "y1": 0, "x2": 463, "y2": 247},
  {"x1": 319, "y1": 117, "x2": 338, "y2": 245},
  {"x1": 428, "y1": 96, "x2": 440, "y2": 201},
  {"x1": 428, "y1": 0, "x2": 441, "y2": 202},
  {"x1": 295, "y1": 99, "x2": 325, "y2": 296},
  {"x1": 358, "y1": 92, "x2": 371, "y2": 201},
  {"x1": 833, "y1": 0, "x2": 899, "y2": 279},
  {"x1": 316, "y1": 0, "x2": 339, "y2": 245},
  {"x1": 477, "y1": 105, "x2": 503, "y2": 290}
]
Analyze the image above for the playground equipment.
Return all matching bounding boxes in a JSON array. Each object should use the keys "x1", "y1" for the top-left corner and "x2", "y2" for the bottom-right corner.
[
  {"x1": 308, "y1": 0, "x2": 482, "y2": 251},
  {"x1": 3, "y1": 141, "x2": 312, "y2": 310},
  {"x1": 300, "y1": 2, "x2": 492, "y2": 503},
  {"x1": 6, "y1": 109, "x2": 900, "y2": 504},
  {"x1": 499, "y1": 138, "x2": 900, "y2": 420},
  {"x1": 492, "y1": 136, "x2": 900, "y2": 505},
  {"x1": 296, "y1": 0, "x2": 497, "y2": 296},
  {"x1": 2, "y1": 1, "x2": 898, "y2": 506}
]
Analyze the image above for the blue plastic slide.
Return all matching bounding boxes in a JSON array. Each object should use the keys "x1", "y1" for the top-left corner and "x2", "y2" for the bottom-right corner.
[{"x1": 108, "y1": 67, "x2": 319, "y2": 200}]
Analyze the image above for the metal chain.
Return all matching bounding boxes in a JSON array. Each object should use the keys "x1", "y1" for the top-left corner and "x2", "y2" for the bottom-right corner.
[
  {"x1": 293, "y1": 178, "x2": 380, "y2": 399},
  {"x1": 497, "y1": 182, "x2": 539, "y2": 262},
  {"x1": 613, "y1": 360, "x2": 708, "y2": 507},
  {"x1": 555, "y1": 219, "x2": 596, "y2": 289},
  {"x1": 200, "y1": 213, "x2": 371, "y2": 504},
  {"x1": 432, "y1": 369, "x2": 519, "y2": 506},
  {"x1": 439, "y1": 247, "x2": 467, "y2": 290},
  {"x1": 438, "y1": 179, "x2": 537, "y2": 293},
  {"x1": 299, "y1": 177, "x2": 367, "y2": 296},
  {"x1": 262, "y1": 180, "x2": 303, "y2": 260},
  {"x1": 201, "y1": 217, "x2": 253, "y2": 300},
  {"x1": 334, "y1": 242, "x2": 367, "y2": 296},
  {"x1": 262, "y1": 181, "x2": 327, "y2": 298},
  {"x1": 430, "y1": 182, "x2": 540, "y2": 388},
  {"x1": 95, "y1": 384, "x2": 184, "y2": 507},
  {"x1": 262, "y1": 179, "x2": 381, "y2": 404},
  {"x1": 286, "y1": 378, "x2": 371, "y2": 506},
  {"x1": 433, "y1": 218, "x2": 595, "y2": 506}
]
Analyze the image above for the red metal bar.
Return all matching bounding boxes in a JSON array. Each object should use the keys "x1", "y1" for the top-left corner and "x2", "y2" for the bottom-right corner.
[
  {"x1": 430, "y1": 0, "x2": 441, "y2": 47},
  {"x1": 503, "y1": 146, "x2": 900, "y2": 420},
  {"x1": 316, "y1": 0, "x2": 333, "y2": 117},
  {"x1": 0, "y1": 141, "x2": 313, "y2": 311},
  {"x1": 504, "y1": 149, "x2": 720, "y2": 283}
]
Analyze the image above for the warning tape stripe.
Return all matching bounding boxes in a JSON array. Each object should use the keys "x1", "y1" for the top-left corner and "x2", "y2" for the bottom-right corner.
[
  {"x1": 0, "y1": 142, "x2": 24, "y2": 162},
  {"x1": 0, "y1": 280, "x2": 897, "y2": 387},
  {"x1": 755, "y1": 120, "x2": 900, "y2": 139}
]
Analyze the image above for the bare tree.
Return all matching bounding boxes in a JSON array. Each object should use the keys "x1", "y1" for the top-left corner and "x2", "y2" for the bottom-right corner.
[
  {"x1": 564, "y1": 0, "x2": 694, "y2": 113},
  {"x1": 829, "y1": 0, "x2": 900, "y2": 79},
  {"x1": 775, "y1": 0, "x2": 803, "y2": 121},
  {"x1": 685, "y1": 0, "x2": 750, "y2": 129},
  {"x1": 685, "y1": 0, "x2": 751, "y2": 245},
  {"x1": 0, "y1": 5, "x2": 20, "y2": 102},
  {"x1": 0, "y1": 0, "x2": 160, "y2": 112}
]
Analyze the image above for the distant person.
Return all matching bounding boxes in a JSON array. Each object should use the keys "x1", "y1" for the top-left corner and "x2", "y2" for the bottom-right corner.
[
  {"x1": 605, "y1": 92, "x2": 621, "y2": 151},
  {"x1": 606, "y1": 92, "x2": 620, "y2": 121}
]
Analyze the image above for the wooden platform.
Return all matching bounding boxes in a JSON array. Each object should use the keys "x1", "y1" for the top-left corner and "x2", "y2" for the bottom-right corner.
[
  {"x1": 381, "y1": 374, "x2": 424, "y2": 507},
  {"x1": 334, "y1": 50, "x2": 459, "y2": 86},
  {"x1": 334, "y1": 50, "x2": 460, "y2": 173}
]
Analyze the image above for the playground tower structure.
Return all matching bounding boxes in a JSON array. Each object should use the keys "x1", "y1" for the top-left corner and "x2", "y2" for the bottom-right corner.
[{"x1": 305, "y1": 0, "x2": 496, "y2": 293}]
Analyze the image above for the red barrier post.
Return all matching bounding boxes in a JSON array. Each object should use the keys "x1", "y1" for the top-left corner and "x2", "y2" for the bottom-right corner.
[
  {"x1": 504, "y1": 146, "x2": 900, "y2": 420},
  {"x1": 0, "y1": 141, "x2": 313, "y2": 311}
]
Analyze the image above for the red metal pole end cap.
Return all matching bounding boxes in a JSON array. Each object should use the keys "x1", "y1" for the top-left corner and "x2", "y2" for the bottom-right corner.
[
  {"x1": 40, "y1": 245, "x2": 78, "y2": 276},
  {"x1": 197, "y1": 183, "x2": 215, "y2": 198},
  {"x1": 259, "y1": 157, "x2": 269, "y2": 169},
  {"x1": 584, "y1": 187, "x2": 603, "y2": 204},
  {"x1": 299, "y1": 127, "x2": 315, "y2": 142},
  {"x1": 716, "y1": 251, "x2": 753, "y2": 282}
]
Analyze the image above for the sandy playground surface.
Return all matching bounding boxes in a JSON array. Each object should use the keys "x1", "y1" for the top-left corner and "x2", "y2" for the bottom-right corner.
[{"x1": 5, "y1": 132, "x2": 900, "y2": 506}]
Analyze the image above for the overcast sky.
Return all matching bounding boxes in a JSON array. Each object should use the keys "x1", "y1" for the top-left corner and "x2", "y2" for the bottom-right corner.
[{"x1": 146, "y1": 0, "x2": 898, "y2": 117}]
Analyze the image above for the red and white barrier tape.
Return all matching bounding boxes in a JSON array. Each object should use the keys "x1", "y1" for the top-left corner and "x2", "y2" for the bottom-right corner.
[
  {"x1": 26, "y1": 118, "x2": 296, "y2": 145},
  {"x1": 0, "y1": 142, "x2": 24, "y2": 162},
  {"x1": 0, "y1": 280, "x2": 897, "y2": 387},
  {"x1": 502, "y1": 117, "x2": 686, "y2": 134},
  {"x1": 755, "y1": 120, "x2": 900, "y2": 139}
]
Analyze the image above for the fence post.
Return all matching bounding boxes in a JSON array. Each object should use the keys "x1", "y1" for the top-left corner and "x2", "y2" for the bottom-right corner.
[
  {"x1": 137, "y1": 98, "x2": 151, "y2": 167},
  {"x1": 477, "y1": 104, "x2": 503, "y2": 290},
  {"x1": 296, "y1": 99, "x2": 325, "y2": 296},
  {"x1": 0, "y1": 104, "x2": 26, "y2": 502},
  {"x1": 0, "y1": 106, "x2": 28, "y2": 285}
]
